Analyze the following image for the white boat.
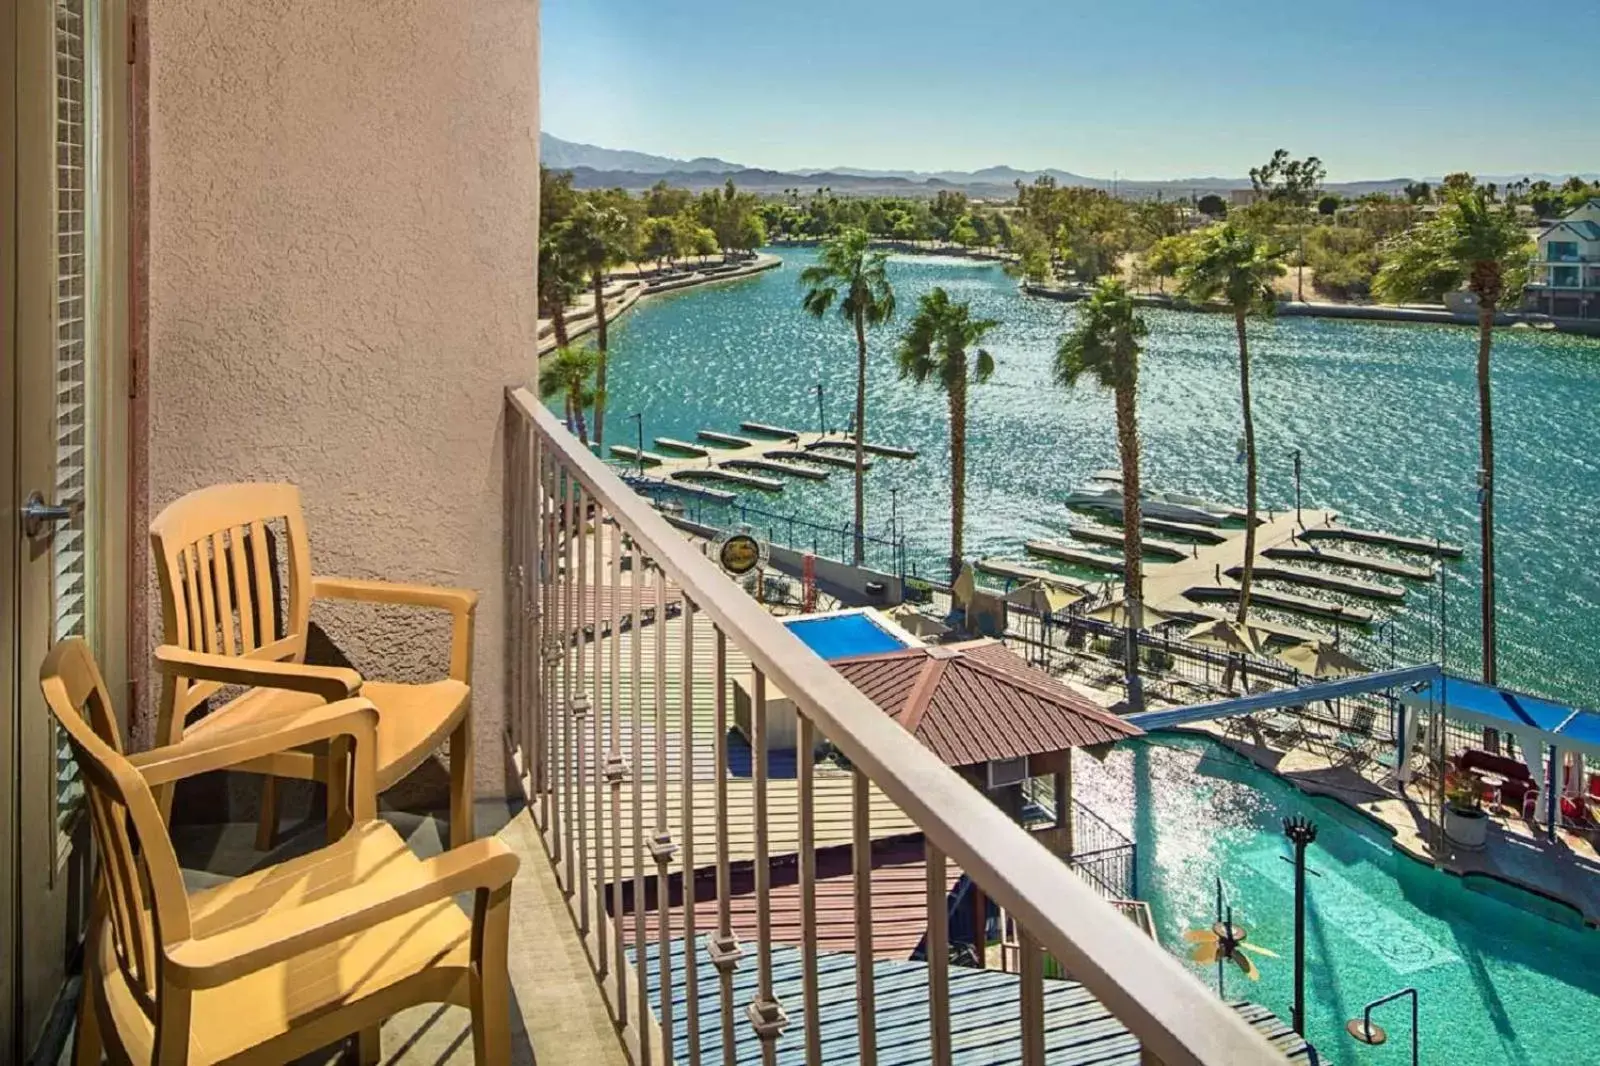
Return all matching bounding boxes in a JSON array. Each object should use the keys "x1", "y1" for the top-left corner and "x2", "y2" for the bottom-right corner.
[
  {"x1": 1077, "y1": 474, "x2": 1250, "y2": 523},
  {"x1": 1063, "y1": 486, "x2": 1225, "y2": 527}
]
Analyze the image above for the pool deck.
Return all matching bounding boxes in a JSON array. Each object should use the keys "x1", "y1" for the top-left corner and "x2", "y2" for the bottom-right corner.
[{"x1": 1184, "y1": 718, "x2": 1600, "y2": 928}]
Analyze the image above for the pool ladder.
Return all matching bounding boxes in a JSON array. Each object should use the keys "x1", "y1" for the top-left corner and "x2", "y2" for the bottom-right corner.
[{"x1": 1347, "y1": 987, "x2": 1418, "y2": 1065}]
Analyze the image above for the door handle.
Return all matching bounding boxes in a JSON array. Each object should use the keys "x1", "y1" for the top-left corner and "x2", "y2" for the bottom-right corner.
[{"x1": 22, "y1": 491, "x2": 80, "y2": 538}]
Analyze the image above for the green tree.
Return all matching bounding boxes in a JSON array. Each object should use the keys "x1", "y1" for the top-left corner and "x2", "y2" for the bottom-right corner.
[
  {"x1": 567, "y1": 199, "x2": 635, "y2": 448},
  {"x1": 1403, "y1": 181, "x2": 1434, "y2": 205},
  {"x1": 799, "y1": 228, "x2": 897, "y2": 564},
  {"x1": 641, "y1": 215, "x2": 681, "y2": 269},
  {"x1": 1174, "y1": 225, "x2": 1286, "y2": 622},
  {"x1": 1055, "y1": 279, "x2": 1149, "y2": 709},
  {"x1": 539, "y1": 345, "x2": 599, "y2": 446},
  {"x1": 537, "y1": 222, "x2": 585, "y2": 348},
  {"x1": 540, "y1": 165, "x2": 580, "y2": 230},
  {"x1": 1196, "y1": 194, "x2": 1228, "y2": 219},
  {"x1": 1317, "y1": 195, "x2": 1341, "y2": 216},
  {"x1": 897, "y1": 288, "x2": 997, "y2": 580},
  {"x1": 1373, "y1": 188, "x2": 1532, "y2": 685},
  {"x1": 1249, "y1": 149, "x2": 1326, "y2": 206}
]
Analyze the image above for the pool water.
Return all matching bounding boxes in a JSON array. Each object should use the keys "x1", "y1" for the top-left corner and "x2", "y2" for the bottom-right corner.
[
  {"x1": 1070, "y1": 734, "x2": 1600, "y2": 1066},
  {"x1": 784, "y1": 611, "x2": 910, "y2": 660}
]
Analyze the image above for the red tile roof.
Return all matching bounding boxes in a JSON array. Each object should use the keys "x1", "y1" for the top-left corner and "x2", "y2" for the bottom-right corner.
[{"x1": 830, "y1": 640, "x2": 1141, "y2": 767}]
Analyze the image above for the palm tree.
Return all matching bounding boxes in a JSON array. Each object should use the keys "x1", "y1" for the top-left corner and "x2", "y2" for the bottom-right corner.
[
  {"x1": 539, "y1": 346, "x2": 599, "y2": 445},
  {"x1": 1056, "y1": 279, "x2": 1149, "y2": 710},
  {"x1": 1175, "y1": 224, "x2": 1285, "y2": 624},
  {"x1": 568, "y1": 201, "x2": 634, "y2": 449},
  {"x1": 537, "y1": 222, "x2": 584, "y2": 349},
  {"x1": 897, "y1": 287, "x2": 998, "y2": 580},
  {"x1": 1374, "y1": 187, "x2": 1531, "y2": 685},
  {"x1": 799, "y1": 228, "x2": 896, "y2": 564}
]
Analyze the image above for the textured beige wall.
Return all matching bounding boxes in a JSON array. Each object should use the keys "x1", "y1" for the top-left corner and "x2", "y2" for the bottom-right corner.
[{"x1": 142, "y1": 1, "x2": 539, "y2": 795}]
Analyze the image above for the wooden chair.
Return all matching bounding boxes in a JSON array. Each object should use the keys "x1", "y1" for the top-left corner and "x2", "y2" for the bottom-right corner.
[
  {"x1": 41, "y1": 638, "x2": 518, "y2": 1066},
  {"x1": 149, "y1": 483, "x2": 478, "y2": 849}
]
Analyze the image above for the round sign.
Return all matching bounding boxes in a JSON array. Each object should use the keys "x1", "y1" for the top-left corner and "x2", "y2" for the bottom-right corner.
[{"x1": 719, "y1": 533, "x2": 762, "y2": 576}]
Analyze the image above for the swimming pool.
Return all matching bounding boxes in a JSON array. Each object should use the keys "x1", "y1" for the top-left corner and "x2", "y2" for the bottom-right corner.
[
  {"x1": 783, "y1": 609, "x2": 915, "y2": 661},
  {"x1": 1069, "y1": 734, "x2": 1600, "y2": 1066}
]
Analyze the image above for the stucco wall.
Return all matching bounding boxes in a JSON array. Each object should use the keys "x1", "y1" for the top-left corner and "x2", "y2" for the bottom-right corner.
[{"x1": 141, "y1": 1, "x2": 539, "y2": 796}]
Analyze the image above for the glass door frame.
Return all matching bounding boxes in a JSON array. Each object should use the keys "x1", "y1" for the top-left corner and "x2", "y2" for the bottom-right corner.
[{"x1": 6, "y1": 0, "x2": 130, "y2": 1058}]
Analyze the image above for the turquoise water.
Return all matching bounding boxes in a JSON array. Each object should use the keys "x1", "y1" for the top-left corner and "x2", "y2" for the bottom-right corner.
[
  {"x1": 1070, "y1": 734, "x2": 1600, "y2": 1066},
  {"x1": 783, "y1": 611, "x2": 911, "y2": 660},
  {"x1": 587, "y1": 248, "x2": 1600, "y2": 705}
]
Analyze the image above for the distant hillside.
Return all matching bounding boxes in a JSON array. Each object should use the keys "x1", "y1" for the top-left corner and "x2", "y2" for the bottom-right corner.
[
  {"x1": 543, "y1": 135, "x2": 1593, "y2": 201},
  {"x1": 540, "y1": 133, "x2": 743, "y2": 175}
]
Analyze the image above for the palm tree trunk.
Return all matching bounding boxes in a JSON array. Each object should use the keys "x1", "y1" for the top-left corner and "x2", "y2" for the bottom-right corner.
[
  {"x1": 551, "y1": 301, "x2": 570, "y2": 348},
  {"x1": 1235, "y1": 309, "x2": 1259, "y2": 625},
  {"x1": 571, "y1": 387, "x2": 590, "y2": 447},
  {"x1": 949, "y1": 378, "x2": 967, "y2": 582},
  {"x1": 592, "y1": 270, "x2": 610, "y2": 449},
  {"x1": 1115, "y1": 382, "x2": 1145, "y2": 712},
  {"x1": 1477, "y1": 302, "x2": 1497, "y2": 687},
  {"x1": 852, "y1": 310, "x2": 868, "y2": 566}
]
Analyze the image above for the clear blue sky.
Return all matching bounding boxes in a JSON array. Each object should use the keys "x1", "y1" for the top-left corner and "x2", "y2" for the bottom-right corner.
[{"x1": 541, "y1": 0, "x2": 1600, "y2": 181}]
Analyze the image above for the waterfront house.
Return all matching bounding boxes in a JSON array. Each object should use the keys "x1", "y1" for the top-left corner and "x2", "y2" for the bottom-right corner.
[
  {"x1": 1523, "y1": 199, "x2": 1600, "y2": 319},
  {"x1": 3, "y1": 3, "x2": 1299, "y2": 1064}
]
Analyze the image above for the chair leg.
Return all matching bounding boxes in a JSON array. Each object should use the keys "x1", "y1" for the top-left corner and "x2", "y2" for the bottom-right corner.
[
  {"x1": 72, "y1": 959, "x2": 102, "y2": 1066},
  {"x1": 327, "y1": 736, "x2": 353, "y2": 844},
  {"x1": 255, "y1": 775, "x2": 280, "y2": 851},
  {"x1": 355, "y1": 1025, "x2": 381, "y2": 1066},
  {"x1": 450, "y1": 714, "x2": 475, "y2": 849},
  {"x1": 470, "y1": 883, "x2": 512, "y2": 1065}
]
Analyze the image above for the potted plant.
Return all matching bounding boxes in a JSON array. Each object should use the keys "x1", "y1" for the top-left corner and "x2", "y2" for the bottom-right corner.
[{"x1": 1443, "y1": 770, "x2": 1489, "y2": 850}]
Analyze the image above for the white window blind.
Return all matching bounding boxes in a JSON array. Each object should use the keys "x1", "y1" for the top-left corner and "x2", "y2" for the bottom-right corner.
[{"x1": 53, "y1": 0, "x2": 94, "y2": 836}]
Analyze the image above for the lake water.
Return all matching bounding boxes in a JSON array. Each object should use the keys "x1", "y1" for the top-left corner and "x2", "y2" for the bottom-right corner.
[{"x1": 585, "y1": 248, "x2": 1600, "y2": 706}]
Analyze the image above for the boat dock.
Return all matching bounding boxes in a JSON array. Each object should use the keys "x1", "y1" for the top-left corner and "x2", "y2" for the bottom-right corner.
[
  {"x1": 1139, "y1": 517, "x2": 1227, "y2": 544},
  {"x1": 739, "y1": 421, "x2": 801, "y2": 440},
  {"x1": 1167, "y1": 606, "x2": 1331, "y2": 647},
  {"x1": 1264, "y1": 543, "x2": 1435, "y2": 581},
  {"x1": 1067, "y1": 524, "x2": 1192, "y2": 559},
  {"x1": 610, "y1": 444, "x2": 666, "y2": 466},
  {"x1": 1185, "y1": 585, "x2": 1375, "y2": 625},
  {"x1": 722, "y1": 457, "x2": 829, "y2": 481},
  {"x1": 655, "y1": 437, "x2": 711, "y2": 457},
  {"x1": 1225, "y1": 563, "x2": 1404, "y2": 602},
  {"x1": 973, "y1": 558, "x2": 1097, "y2": 594},
  {"x1": 808, "y1": 437, "x2": 919, "y2": 460},
  {"x1": 765, "y1": 447, "x2": 868, "y2": 471},
  {"x1": 1298, "y1": 523, "x2": 1464, "y2": 558},
  {"x1": 672, "y1": 468, "x2": 784, "y2": 492},
  {"x1": 631, "y1": 477, "x2": 736, "y2": 503},
  {"x1": 1024, "y1": 540, "x2": 1125, "y2": 574},
  {"x1": 698, "y1": 429, "x2": 756, "y2": 448}
]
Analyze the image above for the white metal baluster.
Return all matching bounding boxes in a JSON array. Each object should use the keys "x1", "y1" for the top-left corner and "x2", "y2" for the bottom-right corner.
[
  {"x1": 573, "y1": 479, "x2": 591, "y2": 936},
  {"x1": 630, "y1": 538, "x2": 651, "y2": 1065},
  {"x1": 708, "y1": 627, "x2": 741, "y2": 1066},
  {"x1": 1020, "y1": 923, "x2": 1046, "y2": 1066},
  {"x1": 749, "y1": 670, "x2": 786, "y2": 1065},
  {"x1": 854, "y1": 767, "x2": 877, "y2": 1066},
  {"x1": 926, "y1": 842, "x2": 952, "y2": 1066},
  {"x1": 593, "y1": 503, "x2": 609, "y2": 980},
  {"x1": 681, "y1": 597, "x2": 702, "y2": 1065},
  {"x1": 651, "y1": 563, "x2": 677, "y2": 1060},
  {"x1": 798, "y1": 715, "x2": 821, "y2": 1066},
  {"x1": 533, "y1": 432, "x2": 549, "y2": 827},
  {"x1": 608, "y1": 514, "x2": 628, "y2": 1016},
  {"x1": 557, "y1": 470, "x2": 575, "y2": 881}
]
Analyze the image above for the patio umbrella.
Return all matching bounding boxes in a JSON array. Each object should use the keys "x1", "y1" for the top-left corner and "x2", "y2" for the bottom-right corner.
[
  {"x1": 887, "y1": 606, "x2": 953, "y2": 640},
  {"x1": 952, "y1": 563, "x2": 977, "y2": 611},
  {"x1": 1276, "y1": 639, "x2": 1367, "y2": 679},
  {"x1": 1088, "y1": 600, "x2": 1175, "y2": 630},
  {"x1": 1185, "y1": 617, "x2": 1270, "y2": 657},
  {"x1": 1005, "y1": 579, "x2": 1082, "y2": 616}
]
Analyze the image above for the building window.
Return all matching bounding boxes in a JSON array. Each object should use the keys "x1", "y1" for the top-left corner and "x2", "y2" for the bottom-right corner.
[
  {"x1": 1547, "y1": 241, "x2": 1578, "y2": 262},
  {"x1": 1552, "y1": 266, "x2": 1579, "y2": 288}
]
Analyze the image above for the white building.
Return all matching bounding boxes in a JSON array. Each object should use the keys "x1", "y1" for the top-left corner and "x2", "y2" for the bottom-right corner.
[{"x1": 1524, "y1": 199, "x2": 1600, "y2": 319}]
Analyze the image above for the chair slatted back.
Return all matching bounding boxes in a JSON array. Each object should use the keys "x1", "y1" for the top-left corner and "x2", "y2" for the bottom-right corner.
[
  {"x1": 40, "y1": 639, "x2": 190, "y2": 1019},
  {"x1": 150, "y1": 483, "x2": 314, "y2": 735}
]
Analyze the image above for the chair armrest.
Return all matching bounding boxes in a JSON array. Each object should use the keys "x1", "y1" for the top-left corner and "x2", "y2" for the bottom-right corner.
[
  {"x1": 130, "y1": 698, "x2": 379, "y2": 796},
  {"x1": 312, "y1": 576, "x2": 479, "y2": 683},
  {"x1": 164, "y1": 836, "x2": 519, "y2": 989},
  {"x1": 154, "y1": 645, "x2": 361, "y2": 704},
  {"x1": 312, "y1": 576, "x2": 478, "y2": 617}
]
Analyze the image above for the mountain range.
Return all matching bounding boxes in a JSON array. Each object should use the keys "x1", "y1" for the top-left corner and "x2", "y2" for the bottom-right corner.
[{"x1": 541, "y1": 133, "x2": 1597, "y2": 200}]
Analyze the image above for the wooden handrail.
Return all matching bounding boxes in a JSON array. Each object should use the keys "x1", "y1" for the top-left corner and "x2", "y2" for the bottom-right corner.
[{"x1": 507, "y1": 387, "x2": 1287, "y2": 1066}]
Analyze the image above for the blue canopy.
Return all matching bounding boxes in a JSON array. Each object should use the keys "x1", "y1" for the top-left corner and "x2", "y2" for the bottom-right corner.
[{"x1": 1401, "y1": 674, "x2": 1600, "y2": 755}]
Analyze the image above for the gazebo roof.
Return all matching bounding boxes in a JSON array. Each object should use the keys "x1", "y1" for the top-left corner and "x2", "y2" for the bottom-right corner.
[{"x1": 830, "y1": 639, "x2": 1142, "y2": 767}]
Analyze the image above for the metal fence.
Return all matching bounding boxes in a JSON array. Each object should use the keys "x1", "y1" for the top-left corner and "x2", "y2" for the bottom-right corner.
[
  {"x1": 1067, "y1": 798, "x2": 1139, "y2": 902},
  {"x1": 506, "y1": 387, "x2": 1290, "y2": 1066}
]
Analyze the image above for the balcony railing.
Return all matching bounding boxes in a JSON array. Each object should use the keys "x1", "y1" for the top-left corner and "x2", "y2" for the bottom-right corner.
[{"x1": 505, "y1": 386, "x2": 1291, "y2": 1066}]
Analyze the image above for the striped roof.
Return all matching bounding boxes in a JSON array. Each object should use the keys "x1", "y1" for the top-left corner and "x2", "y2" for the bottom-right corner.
[
  {"x1": 831, "y1": 640, "x2": 1142, "y2": 767},
  {"x1": 633, "y1": 936, "x2": 1318, "y2": 1065}
]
